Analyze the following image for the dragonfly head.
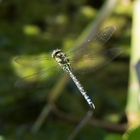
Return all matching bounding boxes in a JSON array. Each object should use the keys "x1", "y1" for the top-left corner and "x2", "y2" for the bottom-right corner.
[
  {"x1": 52, "y1": 49, "x2": 70, "y2": 67},
  {"x1": 52, "y1": 49, "x2": 62, "y2": 58}
]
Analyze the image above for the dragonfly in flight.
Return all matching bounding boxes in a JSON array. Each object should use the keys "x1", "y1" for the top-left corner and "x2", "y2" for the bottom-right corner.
[{"x1": 14, "y1": 26, "x2": 122, "y2": 109}]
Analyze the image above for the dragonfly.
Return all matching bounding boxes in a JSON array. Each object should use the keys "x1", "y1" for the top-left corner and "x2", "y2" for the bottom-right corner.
[{"x1": 14, "y1": 26, "x2": 122, "y2": 109}]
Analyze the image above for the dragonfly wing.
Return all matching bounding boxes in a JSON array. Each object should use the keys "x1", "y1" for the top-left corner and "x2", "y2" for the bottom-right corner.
[
  {"x1": 14, "y1": 55, "x2": 51, "y2": 66},
  {"x1": 13, "y1": 55, "x2": 59, "y2": 88},
  {"x1": 15, "y1": 65, "x2": 60, "y2": 88},
  {"x1": 15, "y1": 68, "x2": 48, "y2": 88},
  {"x1": 66, "y1": 26, "x2": 117, "y2": 60},
  {"x1": 66, "y1": 26, "x2": 122, "y2": 73}
]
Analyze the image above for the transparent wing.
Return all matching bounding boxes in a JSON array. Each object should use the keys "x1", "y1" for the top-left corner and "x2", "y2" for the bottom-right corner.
[
  {"x1": 14, "y1": 26, "x2": 122, "y2": 88},
  {"x1": 15, "y1": 68, "x2": 49, "y2": 88},
  {"x1": 66, "y1": 26, "x2": 117, "y2": 60},
  {"x1": 13, "y1": 54, "x2": 60, "y2": 88},
  {"x1": 66, "y1": 26, "x2": 122, "y2": 72},
  {"x1": 14, "y1": 54, "x2": 51, "y2": 65}
]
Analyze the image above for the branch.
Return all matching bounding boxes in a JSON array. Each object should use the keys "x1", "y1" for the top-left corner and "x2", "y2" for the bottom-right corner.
[
  {"x1": 32, "y1": 0, "x2": 119, "y2": 133},
  {"x1": 68, "y1": 110, "x2": 93, "y2": 140},
  {"x1": 52, "y1": 107, "x2": 127, "y2": 134}
]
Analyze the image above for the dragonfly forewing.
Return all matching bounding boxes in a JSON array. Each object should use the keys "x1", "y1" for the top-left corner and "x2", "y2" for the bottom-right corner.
[
  {"x1": 14, "y1": 54, "x2": 60, "y2": 88},
  {"x1": 66, "y1": 26, "x2": 117, "y2": 60},
  {"x1": 14, "y1": 26, "x2": 122, "y2": 88},
  {"x1": 66, "y1": 26, "x2": 122, "y2": 72}
]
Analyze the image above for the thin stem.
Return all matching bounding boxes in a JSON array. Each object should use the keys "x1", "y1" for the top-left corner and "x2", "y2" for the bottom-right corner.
[
  {"x1": 68, "y1": 110, "x2": 93, "y2": 140},
  {"x1": 32, "y1": 0, "x2": 118, "y2": 133}
]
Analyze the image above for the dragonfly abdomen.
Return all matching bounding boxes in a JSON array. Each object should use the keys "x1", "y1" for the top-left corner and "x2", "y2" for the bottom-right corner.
[{"x1": 65, "y1": 66, "x2": 95, "y2": 109}]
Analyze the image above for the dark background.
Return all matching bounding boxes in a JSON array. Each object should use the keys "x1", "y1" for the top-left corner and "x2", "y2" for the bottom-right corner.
[{"x1": 0, "y1": 0, "x2": 138, "y2": 140}]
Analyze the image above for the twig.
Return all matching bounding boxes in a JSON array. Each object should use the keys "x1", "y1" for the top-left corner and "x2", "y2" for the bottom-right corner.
[
  {"x1": 31, "y1": 75, "x2": 69, "y2": 133},
  {"x1": 74, "y1": 0, "x2": 119, "y2": 51},
  {"x1": 32, "y1": 0, "x2": 119, "y2": 133},
  {"x1": 68, "y1": 110, "x2": 93, "y2": 140},
  {"x1": 52, "y1": 107, "x2": 127, "y2": 134},
  {"x1": 31, "y1": 104, "x2": 52, "y2": 133}
]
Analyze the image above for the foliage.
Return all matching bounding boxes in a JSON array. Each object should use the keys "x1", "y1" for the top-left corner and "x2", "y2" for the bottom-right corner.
[{"x1": 0, "y1": 0, "x2": 136, "y2": 139}]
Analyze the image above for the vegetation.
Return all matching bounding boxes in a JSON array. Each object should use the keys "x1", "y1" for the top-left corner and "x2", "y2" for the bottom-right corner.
[{"x1": 0, "y1": 0, "x2": 140, "y2": 140}]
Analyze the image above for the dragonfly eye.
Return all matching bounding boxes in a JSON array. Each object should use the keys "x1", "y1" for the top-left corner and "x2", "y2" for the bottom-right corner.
[
  {"x1": 56, "y1": 53, "x2": 61, "y2": 57},
  {"x1": 66, "y1": 58, "x2": 70, "y2": 62},
  {"x1": 52, "y1": 49, "x2": 62, "y2": 58}
]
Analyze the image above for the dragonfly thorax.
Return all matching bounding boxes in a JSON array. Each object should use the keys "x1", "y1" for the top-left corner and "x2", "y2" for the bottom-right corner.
[{"x1": 52, "y1": 49, "x2": 71, "y2": 70}]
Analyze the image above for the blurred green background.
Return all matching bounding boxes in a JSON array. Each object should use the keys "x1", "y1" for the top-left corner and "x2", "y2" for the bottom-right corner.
[{"x1": 0, "y1": 0, "x2": 140, "y2": 140}]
